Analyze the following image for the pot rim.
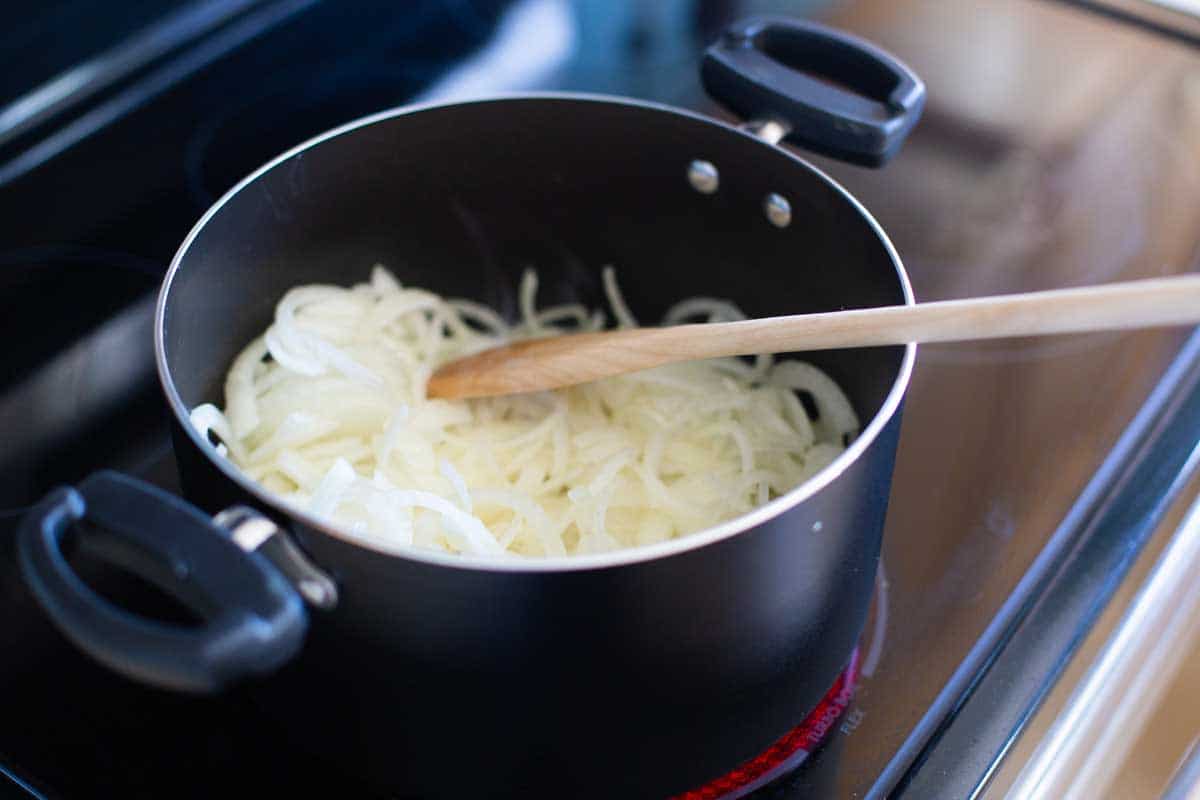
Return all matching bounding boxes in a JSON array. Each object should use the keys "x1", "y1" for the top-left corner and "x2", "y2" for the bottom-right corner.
[{"x1": 155, "y1": 91, "x2": 916, "y2": 574}]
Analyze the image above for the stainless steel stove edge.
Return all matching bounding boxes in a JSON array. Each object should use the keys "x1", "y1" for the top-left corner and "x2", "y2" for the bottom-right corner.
[{"x1": 873, "y1": 327, "x2": 1200, "y2": 799}]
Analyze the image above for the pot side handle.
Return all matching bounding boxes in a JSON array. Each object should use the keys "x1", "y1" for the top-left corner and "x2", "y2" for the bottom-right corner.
[
  {"x1": 17, "y1": 471, "x2": 306, "y2": 693},
  {"x1": 701, "y1": 16, "x2": 925, "y2": 167}
]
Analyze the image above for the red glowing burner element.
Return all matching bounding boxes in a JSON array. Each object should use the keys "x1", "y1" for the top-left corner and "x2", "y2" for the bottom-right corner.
[{"x1": 673, "y1": 649, "x2": 860, "y2": 800}]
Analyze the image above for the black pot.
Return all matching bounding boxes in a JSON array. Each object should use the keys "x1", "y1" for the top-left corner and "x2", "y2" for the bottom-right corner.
[{"x1": 18, "y1": 18, "x2": 921, "y2": 799}]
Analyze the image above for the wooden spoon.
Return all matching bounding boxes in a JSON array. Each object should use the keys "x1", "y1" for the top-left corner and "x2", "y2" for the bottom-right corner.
[{"x1": 427, "y1": 275, "x2": 1200, "y2": 400}]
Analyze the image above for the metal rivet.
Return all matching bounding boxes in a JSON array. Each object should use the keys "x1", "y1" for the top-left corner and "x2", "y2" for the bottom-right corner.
[
  {"x1": 764, "y1": 193, "x2": 792, "y2": 227},
  {"x1": 687, "y1": 160, "x2": 719, "y2": 194}
]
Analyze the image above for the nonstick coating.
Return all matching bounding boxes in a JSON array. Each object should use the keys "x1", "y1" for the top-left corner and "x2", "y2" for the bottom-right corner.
[{"x1": 159, "y1": 96, "x2": 912, "y2": 798}]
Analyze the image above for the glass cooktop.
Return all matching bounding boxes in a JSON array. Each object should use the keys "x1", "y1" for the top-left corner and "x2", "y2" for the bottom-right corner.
[{"x1": 3, "y1": 0, "x2": 1200, "y2": 797}]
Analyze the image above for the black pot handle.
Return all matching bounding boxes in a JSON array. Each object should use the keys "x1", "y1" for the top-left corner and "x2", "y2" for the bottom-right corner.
[
  {"x1": 17, "y1": 471, "x2": 306, "y2": 693},
  {"x1": 701, "y1": 17, "x2": 925, "y2": 167}
]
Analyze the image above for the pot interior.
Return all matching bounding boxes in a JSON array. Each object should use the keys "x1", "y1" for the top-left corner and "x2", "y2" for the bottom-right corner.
[{"x1": 161, "y1": 96, "x2": 910, "y2": 489}]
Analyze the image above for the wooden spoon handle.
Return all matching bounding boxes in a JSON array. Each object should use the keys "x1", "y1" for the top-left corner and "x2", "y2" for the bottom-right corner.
[{"x1": 428, "y1": 275, "x2": 1200, "y2": 400}]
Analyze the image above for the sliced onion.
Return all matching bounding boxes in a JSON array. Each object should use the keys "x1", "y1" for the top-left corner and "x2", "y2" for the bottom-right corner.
[{"x1": 192, "y1": 265, "x2": 857, "y2": 559}]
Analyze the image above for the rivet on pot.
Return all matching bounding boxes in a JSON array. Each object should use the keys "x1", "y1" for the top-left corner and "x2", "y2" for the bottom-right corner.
[
  {"x1": 687, "y1": 160, "x2": 719, "y2": 194},
  {"x1": 764, "y1": 193, "x2": 792, "y2": 228}
]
